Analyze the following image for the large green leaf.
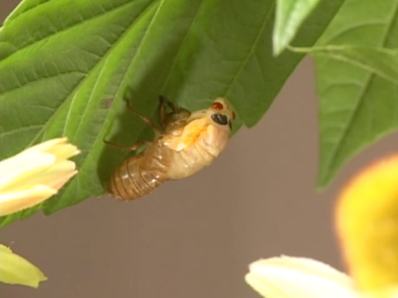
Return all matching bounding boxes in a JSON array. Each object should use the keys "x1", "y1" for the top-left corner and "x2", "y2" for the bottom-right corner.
[
  {"x1": 316, "y1": 0, "x2": 398, "y2": 186},
  {"x1": 0, "y1": 0, "x2": 344, "y2": 226}
]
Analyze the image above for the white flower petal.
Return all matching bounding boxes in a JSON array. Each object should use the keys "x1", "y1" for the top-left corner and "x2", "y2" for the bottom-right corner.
[
  {"x1": 0, "y1": 152, "x2": 56, "y2": 191},
  {"x1": 0, "y1": 138, "x2": 79, "y2": 216},
  {"x1": 5, "y1": 160, "x2": 77, "y2": 192},
  {"x1": 0, "y1": 185, "x2": 57, "y2": 216},
  {"x1": 48, "y1": 142, "x2": 80, "y2": 160},
  {"x1": 245, "y1": 256, "x2": 359, "y2": 298},
  {"x1": 22, "y1": 137, "x2": 68, "y2": 153},
  {"x1": 44, "y1": 169, "x2": 77, "y2": 190}
]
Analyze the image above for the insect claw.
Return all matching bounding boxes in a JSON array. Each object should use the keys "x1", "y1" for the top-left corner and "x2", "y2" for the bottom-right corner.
[{"x1": 159, "y1": 95, "x2": 178, "y2": 113}]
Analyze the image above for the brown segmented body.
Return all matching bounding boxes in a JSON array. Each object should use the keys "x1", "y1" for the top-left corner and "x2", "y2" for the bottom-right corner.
[{"x1": 109, "y1": 98, "x2": 234, "y2": 200}]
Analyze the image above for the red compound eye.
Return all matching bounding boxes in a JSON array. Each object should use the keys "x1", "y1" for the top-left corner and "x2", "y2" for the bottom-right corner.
[{"x1": 211, "y1": 101, "x2": 224, "y2": 110}]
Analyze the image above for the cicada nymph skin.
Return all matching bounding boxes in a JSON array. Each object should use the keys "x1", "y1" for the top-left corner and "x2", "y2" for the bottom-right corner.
[{"x1": 109, "y1": 97, "x2": 235, "y2": 200}]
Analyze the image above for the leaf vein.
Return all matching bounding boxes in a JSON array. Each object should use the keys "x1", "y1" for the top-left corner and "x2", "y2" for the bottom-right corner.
[
  {"x1": 0, "y1": 71, "x2": 86, "y2": 99},
  {"x1": 323, "y1": 20, "x2": 387, "y2": 44},
  {"x1": 325, "y1": 2, "x2": 398, "y2": 171},
  {"x1": 159, "y1": 0, "x2": 204, "y2": 95},
  {"x1": 67, "y1": 1, "x2": 160, "y2": 137},
  {"x1": 223, "y1": 2, "x2": 275, "y2": 97},
  {"x1": 0, "y1": 124, "x2": 43, "y2": 139},
  {"x1": 1, "y1": 0, "x2": 136, "y2": 64}
]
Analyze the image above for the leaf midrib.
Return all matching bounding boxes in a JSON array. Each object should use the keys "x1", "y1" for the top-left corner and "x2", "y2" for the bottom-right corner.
[
  {"x1": 159, "y1": 0, "x2": 204, "y2": 97},
  {"x1": 28, "y1": 1, "x2": 156, "y2": 146},
  {"x1": 69, "y1": 0, "x2": 162, "y2": 139},
  {"x1": 49, "y1": 1, "x2": 163, "y2": 209},
  {"x1": 223, "y1": 2, "x2": 275, "y2": 99}
]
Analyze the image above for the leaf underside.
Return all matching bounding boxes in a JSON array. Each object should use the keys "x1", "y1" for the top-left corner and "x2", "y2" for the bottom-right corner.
[
  {"x1": 303, "y1": 46, "x2": 398, "y2": 86},
  {"x1": 0, "y1": 0, "x2": 343, "y2": 227},
  {"x1": 316, "y1": 0, "x2": 398, "y2": 186}
]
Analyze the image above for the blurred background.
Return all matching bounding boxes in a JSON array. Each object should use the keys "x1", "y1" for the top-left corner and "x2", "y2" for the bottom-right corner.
[{"x1": 1, "y1": 1, "x2": 398, "y2": 297}]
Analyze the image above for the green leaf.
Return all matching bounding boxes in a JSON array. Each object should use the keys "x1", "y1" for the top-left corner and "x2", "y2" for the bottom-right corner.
[
  {"x1": 292, "y1": 45, "x2": 398, "y2": 85},
  {"x1": 3, "y1": 0, "x2": 51, "y2": 24},
  {"x1": 316, "y1": 0, "x2": 398, "y2": 186},
  {"x1": 0, "y1": 244, "x2": 47, "y2": 288},
  {"x1": 273, "y1": 0, "x2": 320, "y2": 55},
  {"x1": 0, "y1": 0, "x2": 344, "y2": 226}
]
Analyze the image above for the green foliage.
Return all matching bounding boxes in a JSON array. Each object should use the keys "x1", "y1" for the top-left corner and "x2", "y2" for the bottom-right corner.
[
  {"x1": 0, "y1": 244, "x2": 46, "y2": 288},
  {"x1": 0, "y1": 0, "x2": 342, "y2": 226},
  {"x1": 276, "y1": 0, "x2": 398, "y2": 187},
  {"x1": 292, "y1": 46, "x2": 398, "y2": 85},
  {"x1": 273, "y1": 0, "x2": 320, "y2": 55},
  {"x1": 313, "y1": 0, "x2": 398, "y2": 186}
]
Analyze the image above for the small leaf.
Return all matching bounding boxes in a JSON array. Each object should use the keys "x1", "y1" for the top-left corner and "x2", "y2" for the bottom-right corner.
[
  {"x1": 316, "y1": 0, "x2": 398, "y2": 186},
  {"x1": 0, "y1": 244, "x2": 47, "y2": 288},
  {"x1": 293, "y1": 45, "x2": 398, "y2": 85},
  {"x1": 273, "y1": 0, "x2": 320, "y2": 55}
]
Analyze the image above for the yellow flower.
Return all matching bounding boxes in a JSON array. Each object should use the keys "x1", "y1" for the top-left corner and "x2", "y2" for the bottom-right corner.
[
  {"x1": 337, "y1": 155, "x2": 398, "y2": 293},
  {"x1": 0, "y1": 138, "x2": 80, "y2": 216},
  {"x1": 246, "y1": 155, "x2": 398, "y2": 298}
]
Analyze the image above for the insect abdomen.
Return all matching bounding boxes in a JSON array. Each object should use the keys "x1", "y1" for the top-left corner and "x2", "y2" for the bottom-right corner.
[{"x1": 109, "y1": 154, "x2": 163, "y2": 200}]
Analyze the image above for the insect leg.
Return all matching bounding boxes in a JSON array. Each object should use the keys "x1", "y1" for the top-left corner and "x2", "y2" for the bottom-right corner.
[
  {"x1": 125, "y1": 100, "x2": 162, "y2": 134},
  {"x1": 103, "y1": 139, "x2": 148, "y2": 152},
  {"x1": 158, "y1": 95, "x2": 187, "y2": 128},
  {"x1": 158, "y1": 95, "x2": 170, "y2": 129},
  {"x1": 159, "y1": 95, "x2": 178, "y2": 113}
]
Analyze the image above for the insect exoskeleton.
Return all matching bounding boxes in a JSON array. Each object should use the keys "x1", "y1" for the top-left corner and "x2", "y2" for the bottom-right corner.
[{"x1": 109, "y1": 97, "x2": 235, "y2": 200}]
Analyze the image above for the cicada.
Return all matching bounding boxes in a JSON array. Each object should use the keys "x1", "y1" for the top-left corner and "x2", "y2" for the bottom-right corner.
[{"x1": 109, "y1": 97, "x2": 235, "y2": 200}]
